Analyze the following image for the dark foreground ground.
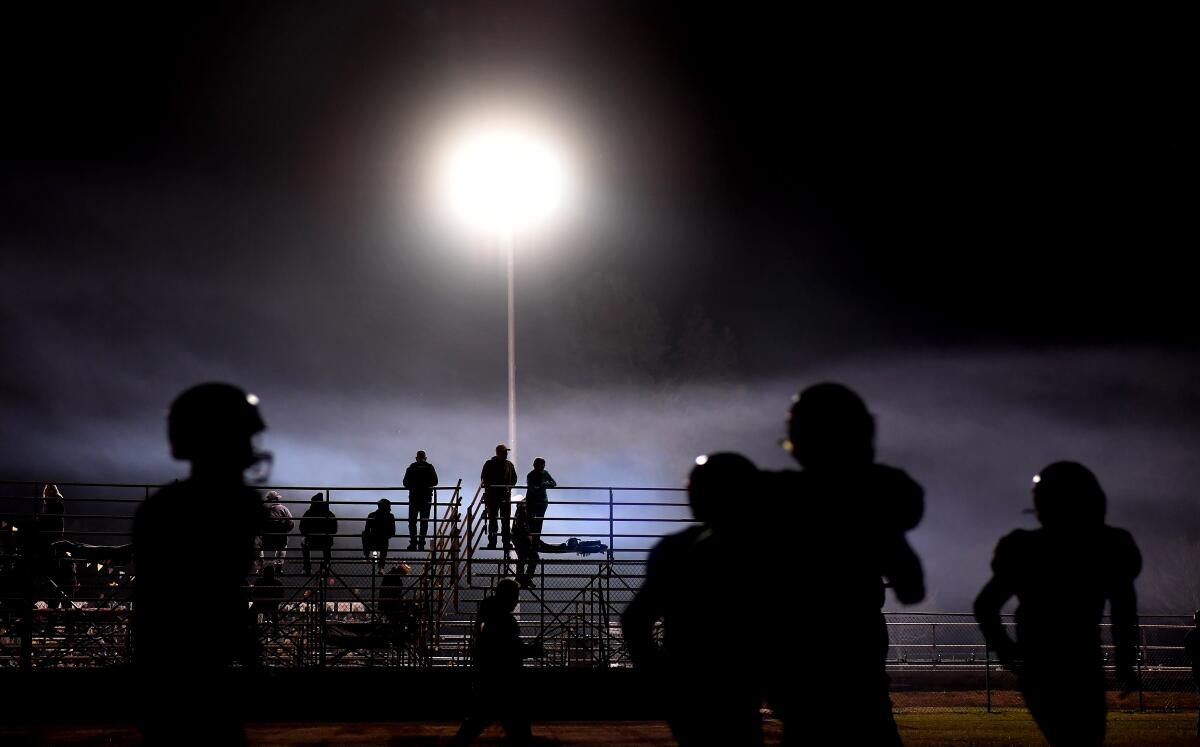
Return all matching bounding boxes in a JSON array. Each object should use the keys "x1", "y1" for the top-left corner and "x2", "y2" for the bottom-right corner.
[
  {"x1": 2, "y1": 671, "x2": 1197, "y2": 745},
  {"x1": 1, "y1": 713, "x2": 1197, "y2": 746}
]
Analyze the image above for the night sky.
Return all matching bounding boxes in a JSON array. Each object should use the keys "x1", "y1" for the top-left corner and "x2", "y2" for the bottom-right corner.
[{"x1": 2, "y1": 4, "x2": 1195, "y2": 611}]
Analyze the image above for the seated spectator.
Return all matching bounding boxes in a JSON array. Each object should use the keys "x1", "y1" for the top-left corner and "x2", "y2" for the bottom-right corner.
[
  {"x1": 300, "y1": 493, "x2": 337, "y2": 575},
  {"x1": 379, "y1": 562, "x2": 415, "y2": 630},
  {"x1": 362, "y1": 498, "x2": 397, "y2": 570}
]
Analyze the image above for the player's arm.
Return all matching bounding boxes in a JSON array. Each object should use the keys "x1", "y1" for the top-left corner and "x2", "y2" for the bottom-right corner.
[
  {"x1": 974, "y1": 535, "x2": 1020, "y2": 670},
  {"x1": 1110, "y1": 530, "x2": 1143, "y2": 693},
  {"x1": 621, "y1": 545, "x2": 667, "y2": 670},
  {"x1": 882, "y1": 534, "x2": 925, "y2": 605}
]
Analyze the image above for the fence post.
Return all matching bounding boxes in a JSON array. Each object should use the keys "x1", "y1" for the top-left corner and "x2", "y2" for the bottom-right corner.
[
  {"x1": 608, "y1": 488, "x2": 615, "y2": 560},
  {"x1": 451, "y1": 484, "x2": 461, "y2": 612},
  {"x1": 931, "y1": 622, "x2": 937, "y2": 666},
  {"x1": 466, "y1": 505, "x2": 474, "y2": 586},
  {"x1": 602, "y1": 562, "x2": 612, "y2": 667},
  {"x1": 1137, "y1": 623, "x2": 1145, "y2": 713},
  {"x1": 19, "y1": 485, "x2": 37, "y2": 672},
  {"x1": 19, "y1": 584, "x2": 33, "y2": 673},
  {"x1": 320, "y1": 488, "x2": 330, "y2": 668},
  {"x1": 985, "y1": 646, "x2": 992, "y2": 713}
]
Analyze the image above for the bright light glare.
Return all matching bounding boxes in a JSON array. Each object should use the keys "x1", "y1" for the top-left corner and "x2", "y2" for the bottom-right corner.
[{"x1": 435, "y1": 115, "x2": 574, "y2": 235}]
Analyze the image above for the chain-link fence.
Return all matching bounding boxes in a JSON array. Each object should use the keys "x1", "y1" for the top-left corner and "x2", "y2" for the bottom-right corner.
[{"x1": 886, "y1": 613, "x2": 1199, "y2": 712}]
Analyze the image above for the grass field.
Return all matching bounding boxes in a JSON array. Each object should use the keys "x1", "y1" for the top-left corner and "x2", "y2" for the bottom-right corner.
[
  {"x1": 1, "y1": 713, "x2": 1195, "y2": 745},
  {"x1": 896, "y1": 711, "x2": 1197, "y2": 746}
]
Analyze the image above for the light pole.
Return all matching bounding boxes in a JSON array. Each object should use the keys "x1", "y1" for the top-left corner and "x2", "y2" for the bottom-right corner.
[
  {"x1": 504, "y1": 228, "x2": 516, "y2": 457},
  {"x1": 435, "y1": 112, "x2": 575, "y2": 463}
]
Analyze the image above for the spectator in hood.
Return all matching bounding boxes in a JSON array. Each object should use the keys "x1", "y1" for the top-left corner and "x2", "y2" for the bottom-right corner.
[
  {"x1": 300, "y1": 493, "x2": 337, "y2": 576},
  {"x1": 258, "y1": 491, "x2": 294, "y2": 572},
  {"x1": 362, "y1": 498, "x2": 397, "y2": 570}
]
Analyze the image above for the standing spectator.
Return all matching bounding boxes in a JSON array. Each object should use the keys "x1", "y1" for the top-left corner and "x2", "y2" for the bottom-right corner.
[
  {"x1": 362, "y1": 498, "x2": 397, "y2": 570},
  {"x1": 480, "y1": 444, "x2": 517, "y2": 550},
  {"x1": 403, "y1": 450, "x2": 439, "y2": 550},
  {"x1": 13, "y1": 484, "x2": 73, "y2": 612},
  {"x1": 36, "y1": 484, "x2": 72, "y2": 609},
  {"x1": 258, "y1": 491, "x2": 294, "y2": 572},
  {"x1": 40, "y1": 484, "x2": 66, "y2": 538},
  {"x1": 524, "y1": 458, "x2": 556, "y2": 537},
  {"x1": 300, "y1": 493, "x2": 337, "y2": 575}
]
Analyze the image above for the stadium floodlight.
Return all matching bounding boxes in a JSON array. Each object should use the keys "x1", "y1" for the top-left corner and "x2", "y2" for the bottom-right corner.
[{"x1": 433, "y1": 109, "x2": 578, "y2": 461}]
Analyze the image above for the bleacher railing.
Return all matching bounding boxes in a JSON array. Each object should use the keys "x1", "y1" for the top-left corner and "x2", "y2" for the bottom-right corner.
[{"x1": 1, "y1": 480, "x2": 1196, "y2": 712}]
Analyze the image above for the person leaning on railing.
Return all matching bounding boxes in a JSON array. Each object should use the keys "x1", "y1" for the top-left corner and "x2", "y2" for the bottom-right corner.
[{"x1": 524, "y1": 457, "x2": 556, "y2": 537}]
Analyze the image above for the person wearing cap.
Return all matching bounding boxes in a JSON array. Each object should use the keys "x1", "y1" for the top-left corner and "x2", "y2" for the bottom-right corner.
[
  {"x1": 480, "y1": 444, "x2": 517, "y2": 550},
  {"x1": 257, "y1": 490, "x2": 294, "y2": 573},
  {"x1": 361, "y1": 498, "x2": 397, "y2": 570},
  {"x1": 402, "y1": 450, "x2": 439, "y2": 550},
  {"x1": 975, "y1": 462, "x2": 1141, "y2": 747}
]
